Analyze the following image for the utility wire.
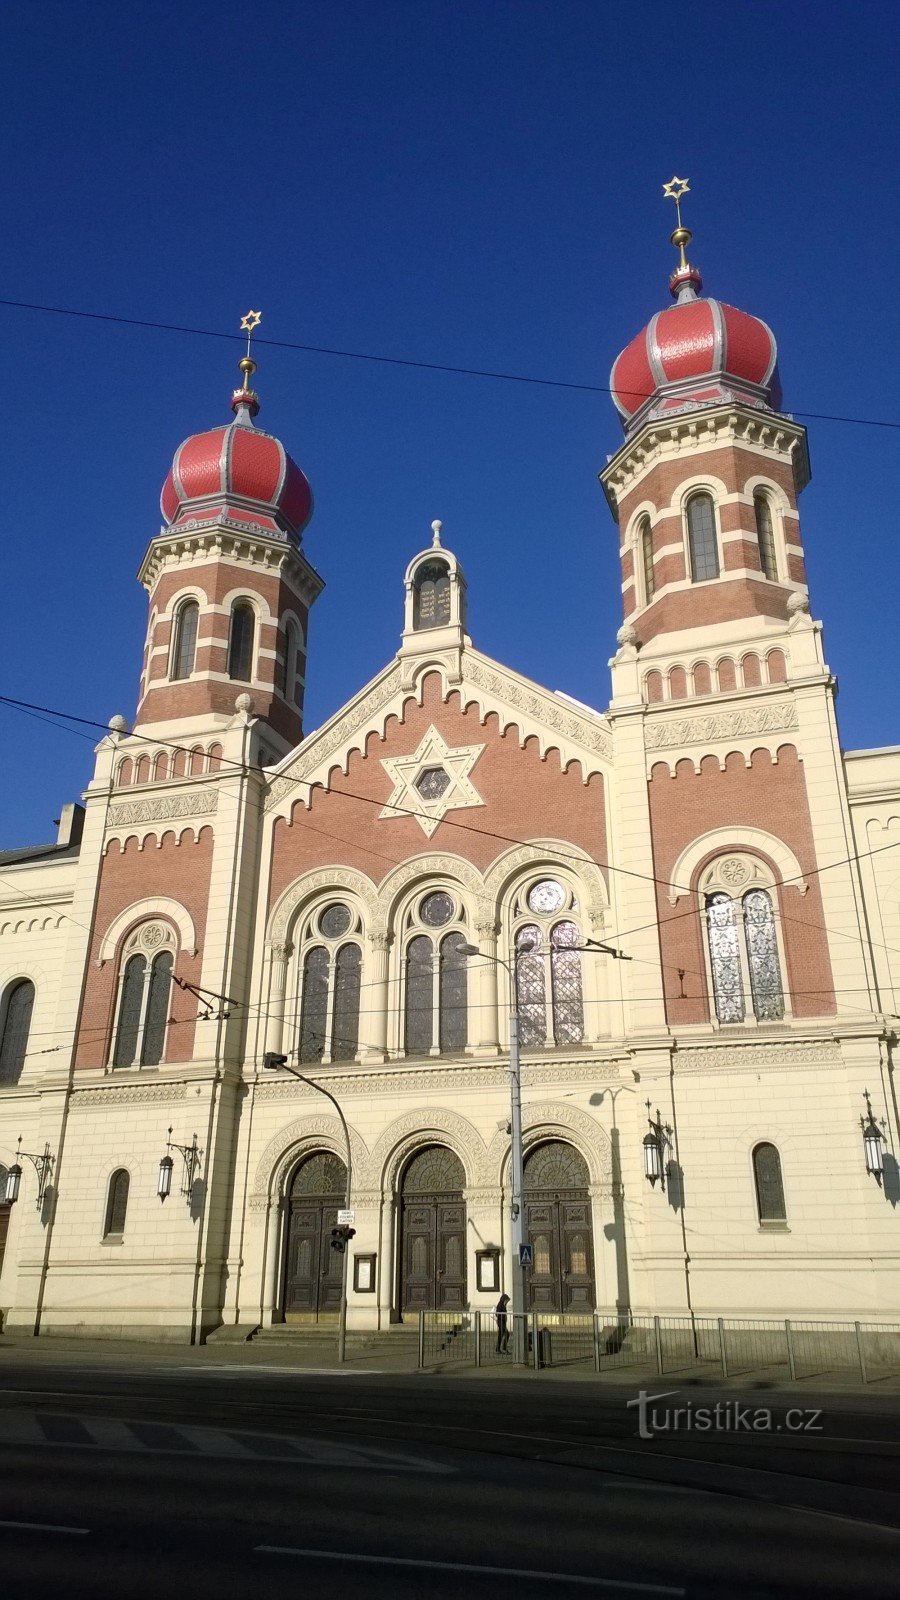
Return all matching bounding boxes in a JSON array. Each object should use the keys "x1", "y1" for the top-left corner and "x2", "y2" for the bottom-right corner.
[{"x1": 2, "y1": 295, "x2": 900, "y2": 432}]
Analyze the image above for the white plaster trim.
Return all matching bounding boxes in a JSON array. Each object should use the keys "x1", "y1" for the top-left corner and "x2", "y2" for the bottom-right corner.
[
  {"x1": 668, "y1": 828, "x2": 806, "y2": 905},
  {"x1": 97, "y1": 899, "x2": 198, "y2": 965}
]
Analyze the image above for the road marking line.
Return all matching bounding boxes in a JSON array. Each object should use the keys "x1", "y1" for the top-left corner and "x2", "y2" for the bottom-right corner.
[
  {"x1": 0, "y1": 1520, "x2": 89, "y2": 1535},
  {"x1": 253, "y1": 1547, "x2": 685, "y2": 1592}
]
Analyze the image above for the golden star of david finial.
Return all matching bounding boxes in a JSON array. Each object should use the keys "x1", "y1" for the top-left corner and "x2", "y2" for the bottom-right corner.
[
  {"x1": 233, "y1": 309, "x2": 262, "y2": 415},
  {"x1": 662, "y1": 175, "x2": 693, "y2": 271}
]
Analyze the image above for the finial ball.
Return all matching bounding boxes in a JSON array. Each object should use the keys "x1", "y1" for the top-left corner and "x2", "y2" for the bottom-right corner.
[
  {"x1": 108, "y1": 714, "x2": 129, "y2": 733},
  {"x1": 235, "y1": 692, "x2": 255, "y2": 714}
]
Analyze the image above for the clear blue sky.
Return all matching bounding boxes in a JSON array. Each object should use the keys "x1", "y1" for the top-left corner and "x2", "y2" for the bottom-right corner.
[{"x1": 3, "y1": 0, "x2": 899, "y2": 846}]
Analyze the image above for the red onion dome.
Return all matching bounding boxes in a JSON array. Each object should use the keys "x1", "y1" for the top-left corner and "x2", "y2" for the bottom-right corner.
[
  {"x1": 610, "y1": 265, "x2": 781, "y2": 432},
  {"x1": 160, "y1": 388, "x2": 313, "y2": 540}
]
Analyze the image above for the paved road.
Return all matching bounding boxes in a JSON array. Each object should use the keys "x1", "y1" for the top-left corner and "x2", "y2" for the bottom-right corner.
[{"x1": 0, "y1": 1344, "x2": 896, "y2": 1596}]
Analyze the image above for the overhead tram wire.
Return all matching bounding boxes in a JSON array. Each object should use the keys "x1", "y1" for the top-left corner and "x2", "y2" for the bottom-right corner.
[
  {"x1": 5, "y1": 691, "x2": 900, "y2": 988},
  {"x1": 2, "y1": 294, "x2": 900, "y2": 433}
]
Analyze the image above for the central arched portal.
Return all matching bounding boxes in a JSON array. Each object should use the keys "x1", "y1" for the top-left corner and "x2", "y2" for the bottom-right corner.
[
  {"x1": 523, "y1": 1141, "x2": 595, "y2": 1312},
  {"x1": 283, "y1": 1151, "x2": 348, "y2": 1322},
  {"x1": 399, "y1": 1146, "x2": 467, "y2": 1315}
]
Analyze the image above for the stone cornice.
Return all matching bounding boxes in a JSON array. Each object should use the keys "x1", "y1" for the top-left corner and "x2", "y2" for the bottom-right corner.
[
  {"x1": 600, "y1": 406, "x2": 810, "y2": 512},
  {"x1": 138, "y1": 525, "x2": 324, "y2": 607},
  {"x1": 645, "y1": 699, "x2": 798, "y2": 754}
]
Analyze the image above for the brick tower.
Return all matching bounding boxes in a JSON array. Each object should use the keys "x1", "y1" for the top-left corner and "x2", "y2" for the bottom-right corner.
[{"x1": 134, "y1": 316, "x2": 323, "y2": 760}]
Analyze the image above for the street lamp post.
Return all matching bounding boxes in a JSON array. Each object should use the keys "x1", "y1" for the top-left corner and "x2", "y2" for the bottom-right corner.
[
  {"x1": 263, "y1": 1053, "x2": 353, "y2": 1363},
  {"x1": 459, "y1": 942, "x2": 531, "y2": 1362}
]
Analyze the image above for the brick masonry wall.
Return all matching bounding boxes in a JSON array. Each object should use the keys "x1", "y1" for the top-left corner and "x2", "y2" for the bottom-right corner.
[
  {"x1": 74, "y1": 826, "x2": 215, "y2": 1067},
  {"x1": 647, "y1": 745, "x2": 836, "y2": 1023},
  {"x1": 268, "y1": 671, "x2": 608, "y2": 906}
]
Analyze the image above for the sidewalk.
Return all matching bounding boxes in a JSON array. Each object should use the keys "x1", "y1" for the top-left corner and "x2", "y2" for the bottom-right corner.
[{"x1": 2, "y1": 1331, "x2": 900, "y2": 1399}]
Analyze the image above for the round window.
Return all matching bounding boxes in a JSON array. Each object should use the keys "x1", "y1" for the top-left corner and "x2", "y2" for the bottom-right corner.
[
  {"x1": 419, "y1": 891, "x2": 455, "y2": 928},
  {"x1": 320, "y1": 903, "x2": 352, "y2": 939},
  {"x1": 527, "y1": 879, "x2": 566, "y2": 914}
]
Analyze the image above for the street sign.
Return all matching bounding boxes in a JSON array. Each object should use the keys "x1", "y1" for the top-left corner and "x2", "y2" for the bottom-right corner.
[
  {"x1": 337, "y1": 1209, "x2": 355, "y2": 1225},
  {"x1": 518, "y1": 1243, "x2": 534, "y2": 1267}
]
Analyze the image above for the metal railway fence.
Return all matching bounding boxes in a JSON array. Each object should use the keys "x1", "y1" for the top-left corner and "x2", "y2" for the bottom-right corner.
[{"x1": 418, "y1": 1310, "x2": 900, "y2": 1384}]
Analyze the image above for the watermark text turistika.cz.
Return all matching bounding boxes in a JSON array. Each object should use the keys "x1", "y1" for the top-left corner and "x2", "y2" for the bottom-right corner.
[{"x1": 627, "y1": 1389, "x2": 824, "y2": 1440}]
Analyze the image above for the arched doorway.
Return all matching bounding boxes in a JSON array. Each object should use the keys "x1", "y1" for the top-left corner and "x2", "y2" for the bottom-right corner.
[
  {"x1": 399, "y1": 1146, "x2": 467, "y2": 1315},
  {"x1": 523, "y1": 1141, "x2": 594, "y2": 1312},
  {"x1": 283, "y1": 1151, "x2": 347, "y2": 1321}
]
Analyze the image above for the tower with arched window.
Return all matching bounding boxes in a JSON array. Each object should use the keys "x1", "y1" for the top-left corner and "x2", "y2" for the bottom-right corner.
[{"x1": 133, "y1": 343, "x2": 323, "y2": 756}]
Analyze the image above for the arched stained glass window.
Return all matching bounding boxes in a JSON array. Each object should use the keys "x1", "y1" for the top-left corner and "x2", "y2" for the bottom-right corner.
[
  {"x1": 402, "y1": 1146, "x2": 465, "y2": 1195},
  {"x1": 299, "y1": 946, "x2": 329, "y2": 1063},
  {"x1": 640, "y1": 519, "x2": 656, "y2": 602},
  {"x1": 171, "y1": 600, "x2": 199, "y2": 680},
  {"x1": 439, "y1": 931, "x2": 468, "y2": 1053},
  {"x1": 706, "y1": 893, "x2": 745, "y2": 1022},
  {"x1": 0, "y1": 980, "x2": 35, "y2": 1085},
  {"x1": 405, "y1": 935, "x2": 434, "y2": 1056},
  {"x1": 141, "y1": 951, "x2": 173, "y2": 1066},
  {"x1": 550, "y1": 921, "x2": 584, "y2": 1044},
  {"x1": 743, "y1": 890, "x2": 785, "y2": 1020},
  {"x1": 516, "y1": 924, "x2": 546, "y2": 1046},
  {"x1": 753, "y1": 1142, "x2": 786, "y2": 1222},
  {"x1": 332, "y1": 943, "x2": 361, "y2": 1062},
  {"x1": 754, "y1": 494, "x2": 778, "y2": 581},
  {"x1": 524, "y1": 1141, "x2": 589, "y2": 1191},
  {"x1": 291, "y1": 1152, "x2": 347, "y2": 1197},
  {"x1": 114, "y1": 955, "x2": 146, "y2": 1067},
  {"x1": 227, "y1": 601, "x2": 255, "y2": 681},
  {"x1": 686, "y1": 493, "x2": 719, "y2": 582},
  {"x1": 104, "y1": 1169, "x2": 130, "y2": 1237}
]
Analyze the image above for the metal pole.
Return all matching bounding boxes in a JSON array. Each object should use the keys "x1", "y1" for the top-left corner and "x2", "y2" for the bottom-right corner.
[
  {"x1": 508, "y1": 1005, "x2": 527, "y2": 1364},
  {"x1": 717, "y1": 1316, "x2": 728, "y2": 1379},
  {"x1": 281, "y1": 1066, "x2": 352, "y2": 1364},
  {"x1": 785, "y1": 1318, "x2": 796, "y2": 1382},
  {"x1": 855, "y1": 1320, "x2": 868, "y2": 1385}
]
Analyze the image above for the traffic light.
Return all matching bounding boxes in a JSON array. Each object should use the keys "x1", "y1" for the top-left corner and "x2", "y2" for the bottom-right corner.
[
  {"x1": 330, "y1": 1225, "x2": 356, "y2": 1253},
  {"x1": 263, "y1": 1052, "x2": 288, "y2": 1071}
]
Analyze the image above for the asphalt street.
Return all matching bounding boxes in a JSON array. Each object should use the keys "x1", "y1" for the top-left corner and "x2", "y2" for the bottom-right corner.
[{"x1": 0, "y1": 1341, "x2": 896, "y2": 1597}]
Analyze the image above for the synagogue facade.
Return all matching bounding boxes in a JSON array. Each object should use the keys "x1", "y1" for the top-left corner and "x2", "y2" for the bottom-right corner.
[{"x1": 1, "y1": 215, "x2": 898, "y2": 1340}]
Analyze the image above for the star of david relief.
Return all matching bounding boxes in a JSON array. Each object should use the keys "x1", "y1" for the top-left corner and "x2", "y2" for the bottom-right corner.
[{"x1": 380, "y1": 725, "x2": 485, "y2": 837}]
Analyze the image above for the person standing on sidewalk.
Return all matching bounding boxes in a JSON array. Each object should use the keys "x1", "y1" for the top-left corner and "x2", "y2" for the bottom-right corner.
[{"x1": 495, "y1": 1292, "x2": 511, "y2": 1353}]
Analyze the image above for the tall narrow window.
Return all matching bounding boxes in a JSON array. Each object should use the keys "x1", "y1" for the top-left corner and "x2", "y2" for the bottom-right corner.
[
  {"x1": 640, "y1": 519, "x2": 656, "y2": 602},
  {"x1": 550, "y1": 921, "x2": 584, "y2": 1044},
  {"x1": 0, "y1": 979, "x2": 35, "y2": 1085},
  {"x1": 743, "y1": 890, "x2": 785, "y2": 1020},
  {"x1": 516, "y1": 924, "x2": 546, "y2": 1046},
  {"x1": 104, "y1": 1169, "x2": 130, "y2": 1238},
  {"x1": 331, "y1": 943, "x2": 361, "y2": 1062},
  {"x1": 141, "y1": 951, "x2": 173, "y2": 1065},
  {"x1": 439, "y1": 932, "x2": 468, "y2": 1052},
  {"x1": 299, "y1": 947, "x2": 329, "y2": 1063},
  {"x1": 686, "y1": 493, "x2": 719, "y2": 582},
  {"x1": 754, "y1": 493, "x2": 778, "y2": 581},
  {"x1": 171, "y1": 600, "x2": 199, "y2": 680},
  {"x1": 227, "y1": 601, "x2": 255, "y2": 681},
  {"x1": 405, "y1": 935, "x2": 434, "y2": 1055},
  {"x1": 283, "y1": 622, "x2": 297, "y2": 702},
  {"x1": 113, "y1": 955, "x2": 146, "y2": 1067},
  {"x1": 706, "y1": 893, "x2": 745, "y2": 1023},
  {"x1": 753, "y1": 1142, "x2": 786, "y2": 1222}
]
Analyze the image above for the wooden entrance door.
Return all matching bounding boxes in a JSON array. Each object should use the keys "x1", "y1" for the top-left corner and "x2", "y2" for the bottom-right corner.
[
  {"x1": 523, "y1": 1141, "x2": 594, "y2": 1313},
  {"x1": 283, "y1": 1152, "x2": 347, "y2": 1320},
  {"x1": 400, "y1": 1146, "x2": 467, "y2": 1314}
]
